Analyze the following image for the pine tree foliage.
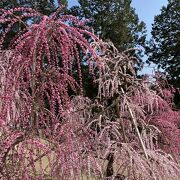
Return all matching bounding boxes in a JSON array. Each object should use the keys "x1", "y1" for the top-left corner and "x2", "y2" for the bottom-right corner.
[
  {"x1": 0, "y1": 0, "x2": 67, "y2": 15},
  {"x1": 70, "y1": 0, "x2": 146, "y2": 52},
  {"x1": 146, "y1": 0, "x2": 180, "y2": 82}
]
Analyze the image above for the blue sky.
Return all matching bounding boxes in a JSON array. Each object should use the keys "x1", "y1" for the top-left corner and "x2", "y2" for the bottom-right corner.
[
  {"x1": 131, "y1": 0, "x2": 168, "y2": 39},
  {"x1": 131, "y1": 0, "x2": 168, "y2": 74},
  {"x1": 67, "y1": 0, "x2": 168, "y2": 74}
]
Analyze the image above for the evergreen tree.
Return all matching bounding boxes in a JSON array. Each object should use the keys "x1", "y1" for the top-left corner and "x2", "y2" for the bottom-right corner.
[
  {"x1": 70, "y1": 0, "x2": 146, "y2": 52},
  {"x1": 0, "y1": 0, "x2": 67, "y2": 15},
  {"x1": 146, "y1": 0, "x2": 180, "y2": 83}
]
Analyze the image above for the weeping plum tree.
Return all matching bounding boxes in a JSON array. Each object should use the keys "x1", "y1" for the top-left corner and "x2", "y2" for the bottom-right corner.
[
  {"x1": 0, "y1": 7, "x2": 180, "y2": 179},
  {"x1": 0, "y1": 7, "x2": 100, "y2": 179}
]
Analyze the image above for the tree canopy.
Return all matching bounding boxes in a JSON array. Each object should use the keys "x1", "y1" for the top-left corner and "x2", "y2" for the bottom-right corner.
[
  {"x1": 70, "y1": 0, "x2": 146, "y2": 53},
  {"x1": 146, "y1": 0, "x2": 180, "y2": 83},
  {"x1": 0, "y1": 0, "x2": 68, "y2": 15}
]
